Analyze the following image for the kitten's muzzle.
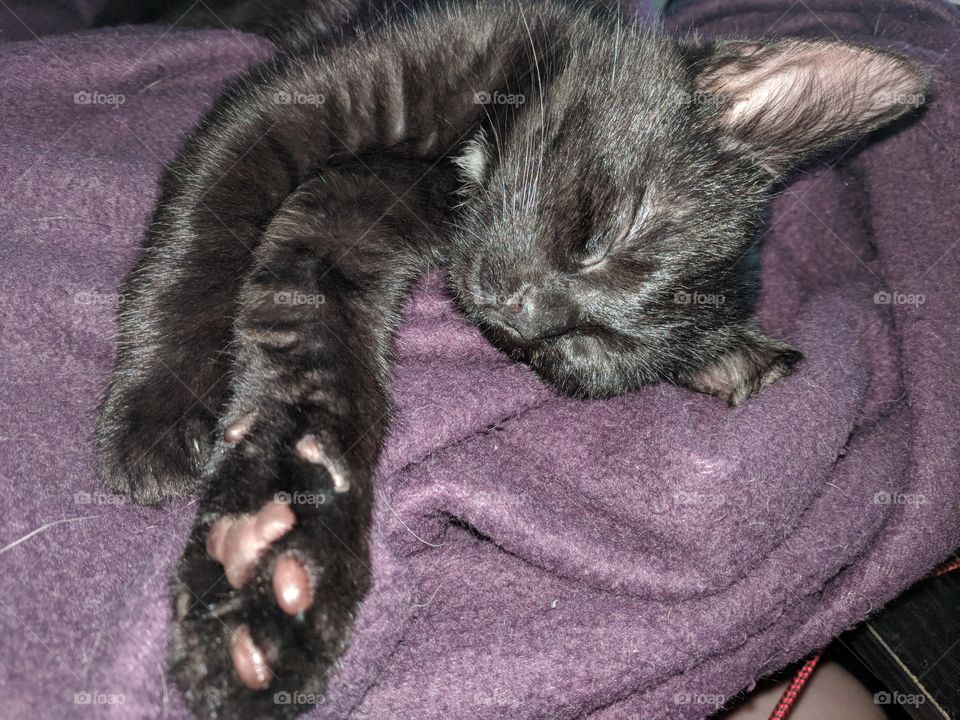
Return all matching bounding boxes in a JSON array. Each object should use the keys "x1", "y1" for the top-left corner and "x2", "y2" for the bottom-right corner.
[{"x1": 485, "y1": 285, "x2": 579, "y2": 343}]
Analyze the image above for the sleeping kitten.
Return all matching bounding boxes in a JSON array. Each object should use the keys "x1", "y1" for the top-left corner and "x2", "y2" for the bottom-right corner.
[{"x1": 94, "y1": 0, "x2": 930, "y2": 717}]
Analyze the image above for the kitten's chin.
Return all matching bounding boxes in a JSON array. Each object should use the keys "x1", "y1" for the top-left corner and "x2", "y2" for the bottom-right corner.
[
  {"x1": 484, "y1": 325, "x2": 650, "y2": 399},
  {"x1": 479, "y1": 323, "x2": 535, "y2": 359},
  {"x1": 528, "y1": 334, "x2": 643, "y2": 400}
]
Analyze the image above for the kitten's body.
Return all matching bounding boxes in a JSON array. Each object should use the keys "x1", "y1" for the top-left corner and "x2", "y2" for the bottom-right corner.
[
  {"x1": 94, "y1": 1, "x2": 929, "y2": 717},
  {"x1": 96, "y1": 0, "x2": 373, "y2": 43}
]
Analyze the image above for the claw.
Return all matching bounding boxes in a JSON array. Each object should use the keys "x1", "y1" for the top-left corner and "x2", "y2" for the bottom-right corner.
[{"x1": 295, "y1": 434, "x2": 350, "y2": 492}]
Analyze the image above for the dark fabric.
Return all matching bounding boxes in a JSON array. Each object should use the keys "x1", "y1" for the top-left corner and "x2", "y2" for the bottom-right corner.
[{"x1": 0, "y1": 1, "x2": 957, "y2": 718}]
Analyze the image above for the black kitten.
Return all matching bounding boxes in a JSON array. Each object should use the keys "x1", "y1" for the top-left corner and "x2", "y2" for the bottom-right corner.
[{"x1": 95, "y1": 1, "x2": 930, "y2": 717}]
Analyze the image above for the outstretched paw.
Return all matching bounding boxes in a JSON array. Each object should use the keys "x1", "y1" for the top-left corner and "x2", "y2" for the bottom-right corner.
[
  {"x1": 96, "y1": 374, "x2": 217, "y2": 504},
  {"x1": 170, "y1": 417, "x2": 370, "y2": 719}
]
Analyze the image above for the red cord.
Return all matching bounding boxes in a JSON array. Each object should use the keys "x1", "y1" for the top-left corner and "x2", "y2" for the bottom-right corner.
[
  {"x1": 933, "y1": 554, "x2": 960, "y2": 577},
  {"x1": 765, "y1": 551, "x2": 959, "y2": 720},
  {"x1": 767, "y1": 653, "x2": 821, "y2": 720}
]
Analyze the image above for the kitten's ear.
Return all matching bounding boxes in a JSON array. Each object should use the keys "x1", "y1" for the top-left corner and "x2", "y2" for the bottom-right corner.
[
  {"x1": 680, "y1": 328, "x2": 802, "y2": 405},
  {"x1": 693, "y1": 38, "x2": 931, "y2": 178}
]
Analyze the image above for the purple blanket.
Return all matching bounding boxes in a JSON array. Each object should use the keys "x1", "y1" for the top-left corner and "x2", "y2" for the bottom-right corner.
[{"x1": 1, "y1": 1, "x2": 958, "y2": 717}]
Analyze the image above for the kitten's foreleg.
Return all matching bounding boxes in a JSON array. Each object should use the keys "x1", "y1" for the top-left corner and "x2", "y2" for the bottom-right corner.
[
  {"x1": 169, "y1": 164, "x2": 448, "y2": 719},
  {"x1": 94, "y1": 204, "x2": 246, "y2": 504}
]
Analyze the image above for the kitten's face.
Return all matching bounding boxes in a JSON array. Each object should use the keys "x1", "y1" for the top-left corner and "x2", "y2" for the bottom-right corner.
[
  {"x1": 448, "y1": 38, "x2": 768, "y2": 399},
  {"x1": 448, "y1": 30, "x2": 928, "y2": 402}
]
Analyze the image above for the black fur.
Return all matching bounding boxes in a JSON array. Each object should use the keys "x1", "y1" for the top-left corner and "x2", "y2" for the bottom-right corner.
[{"x1": 95, "y1": 1, "x2": 930, "y2": 717}]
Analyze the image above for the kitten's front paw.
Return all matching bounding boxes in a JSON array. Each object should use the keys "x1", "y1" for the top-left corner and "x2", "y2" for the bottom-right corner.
[
  {"x1": 96, "y1": 375, "x2": 216, "y2": 504},
  {"x1": 679, "y1": 327, "x2": 803, "y2": 405},
  {"x1": 170, "y1": 421, "x2": 369, "y2": 719}
]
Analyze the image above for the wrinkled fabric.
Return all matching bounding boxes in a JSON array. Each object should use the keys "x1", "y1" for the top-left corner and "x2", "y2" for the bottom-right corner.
[{"x1": 0, "y1": 1, "x2": 957, "y2": 718}]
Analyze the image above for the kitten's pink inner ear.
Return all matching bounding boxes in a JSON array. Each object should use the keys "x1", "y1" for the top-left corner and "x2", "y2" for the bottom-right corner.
[{"x1": 697, "y1": 39, "x2": 930, "y2": 175}]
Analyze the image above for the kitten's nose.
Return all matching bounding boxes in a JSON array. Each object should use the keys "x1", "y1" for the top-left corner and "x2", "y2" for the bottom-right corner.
[
  {"x1": 490, "y1": 285, "x2": 575, "y2": 342},
  {"x1": 495, "y1": 286, "x2": 534, "y2": 338}
]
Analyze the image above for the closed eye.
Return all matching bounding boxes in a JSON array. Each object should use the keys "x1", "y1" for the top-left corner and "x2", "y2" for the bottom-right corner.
[{"x1": 579, "y1": 213, "x2": 635, "y2": 270}]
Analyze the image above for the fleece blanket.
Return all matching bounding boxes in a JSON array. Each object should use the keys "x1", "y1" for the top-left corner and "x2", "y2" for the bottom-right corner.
[{"x1": 1, "y1": 0, "x2": 958, "y2": 718}]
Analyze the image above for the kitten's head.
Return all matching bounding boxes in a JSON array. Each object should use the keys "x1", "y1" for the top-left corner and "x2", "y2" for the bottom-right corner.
[{"x1": 448, "y1": 25, "x2": 929, "y2": 403}]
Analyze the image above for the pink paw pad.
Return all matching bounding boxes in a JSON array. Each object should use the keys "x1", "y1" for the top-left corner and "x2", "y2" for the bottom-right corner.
[
  {"x1": 206, "y1": 500, "x2": 296, "y2": 588},
  {"x1": 223, "y1": 413, "x2": 254, "y2": 444},
  {"x1": 273, "y1": 554, "x2": 313, "y2": 615},
  {"x1": 206, "y1": 499, "x2": 317, "y2": 689},
  {"x1": 230, "y1": 625, "x2": 272, "y2": 690}
]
